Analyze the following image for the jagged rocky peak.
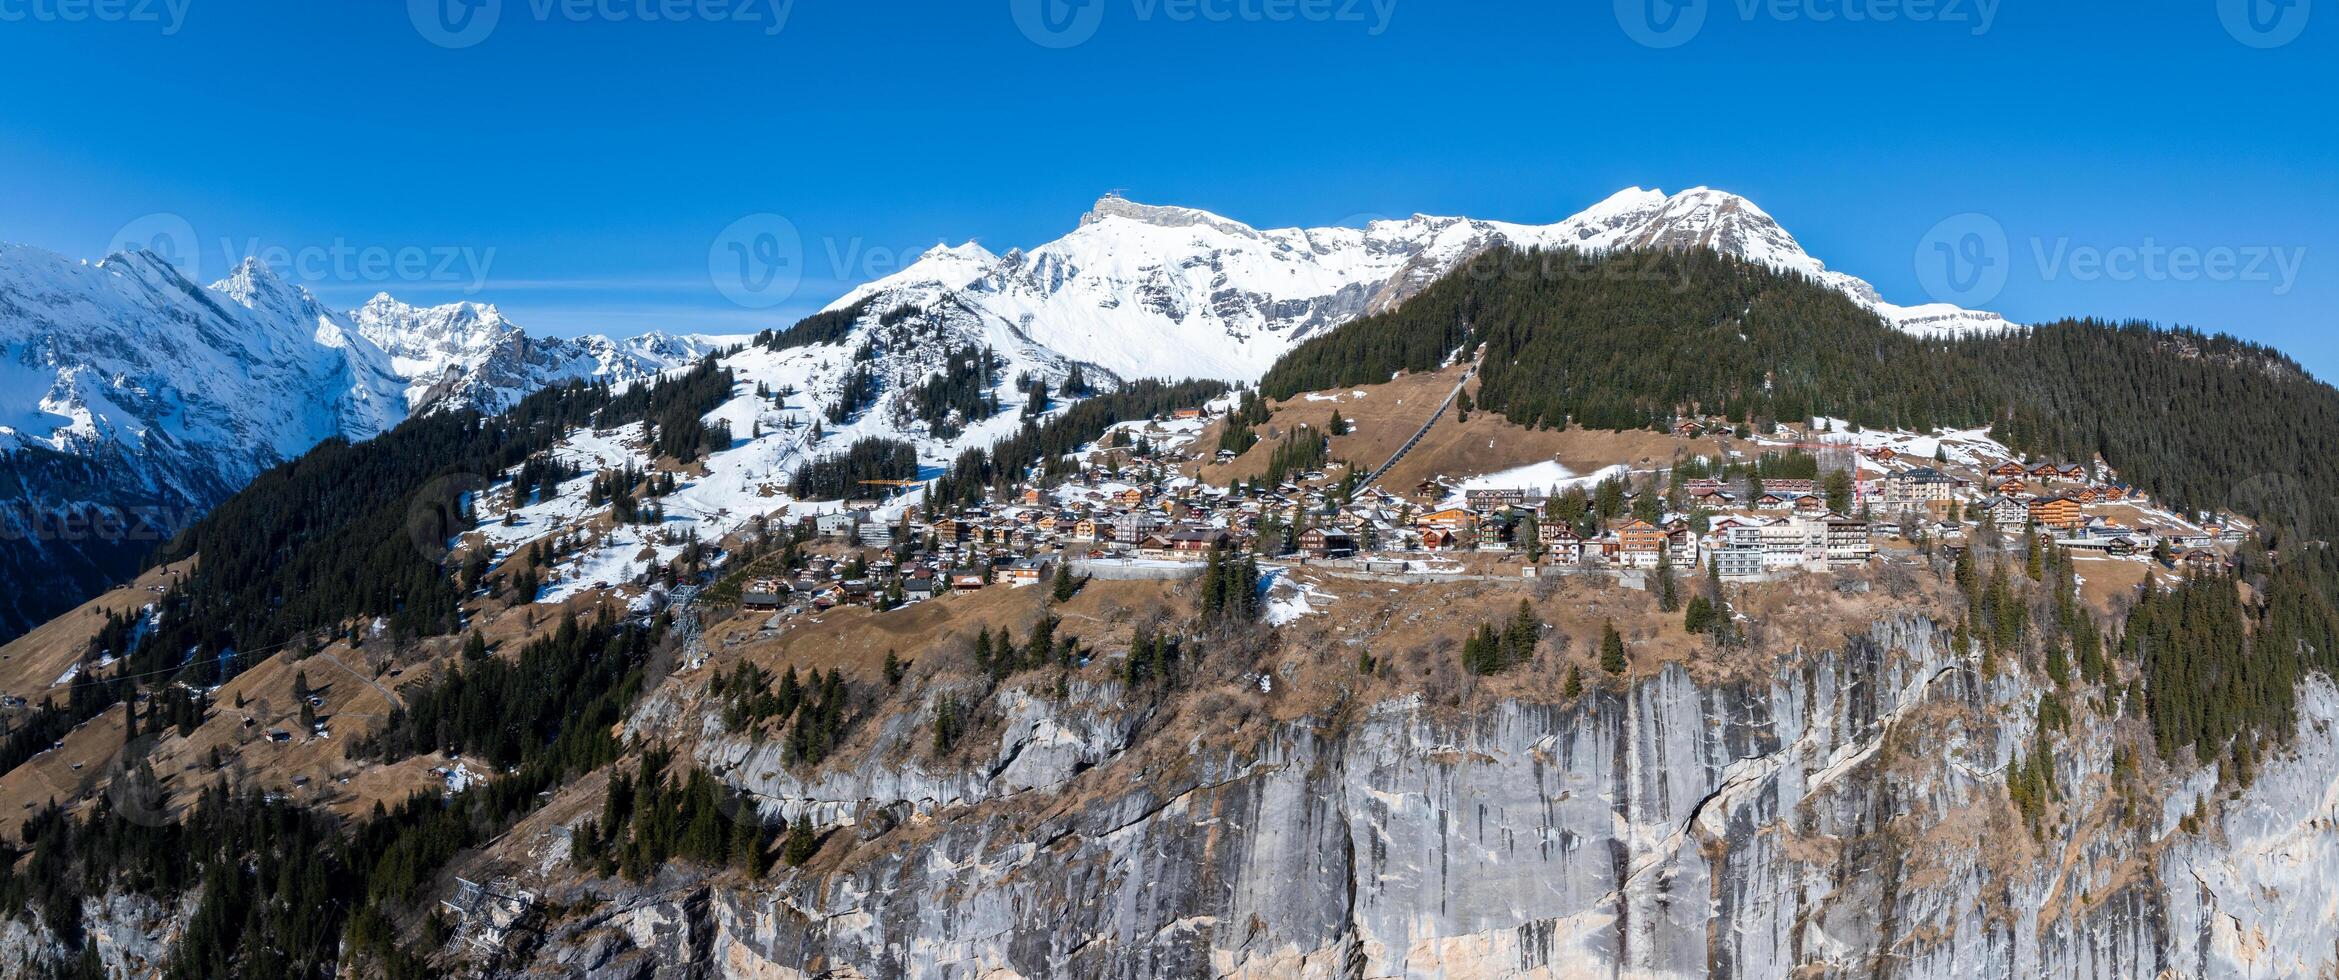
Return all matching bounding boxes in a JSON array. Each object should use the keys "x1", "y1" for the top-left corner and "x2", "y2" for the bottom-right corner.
[
  {"x1": 209, "y1": 256, "x2": 347, "y2": 334},
  {"x1": 1591, "y1": 186, "x2": 1797, "y2": 252},
  {"x1": 352, "y1": 291, "x2": 523, "y2": 360}
]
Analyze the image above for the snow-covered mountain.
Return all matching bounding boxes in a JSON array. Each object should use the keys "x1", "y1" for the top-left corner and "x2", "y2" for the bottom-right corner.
[
  {"x1": 0, "y1": 243, "x2": 724, "y2": 640},
  {"x1": 823, "y1": 187, "x2": 2015, "y2": 382},
  {"x1": 351, "y1": 293, "x2": 732, "y2": 415},
  {"x1": 1, "y1": 248, "x2": 404, "y2": 499}
]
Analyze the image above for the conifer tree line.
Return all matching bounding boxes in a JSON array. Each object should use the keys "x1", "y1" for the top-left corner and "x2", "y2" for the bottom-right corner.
[
  {"x1": 965, "y1": 613, "x2": 1083, "y2": 682},
  {"x1": 1018, "y1": 374, "x2": 1055, "y2": 420},
  {"x1": 589, "y1": 464, "x2": 681, "y2": 524},
  {"x1": 1120, "y1": 624, "x2": 1185, "y2": 688},
  {"x1": 754, "y1": 297, "x2": 874, "y2": 351},
  {"x1": 824, "y1": 360, "x2": 881, "y2": 424},
  {"x1": 1260, "y1": 428, "x2": 1332, "y2": 486},
  {"x1": 0, "y1": 670, "x2": 133, "y2": 781},
  {"x1": 569, "y1": 744, "x2": 784, "y2": 881},
  {"x1": 1258, "y1": 245, "x2": 2339, "y2": 542},
  {"x1": 1214, "y1": 390, "x2": 1273, "y2": 457},
  {"x1": 909, "y1": 345, "x2": 1003, "y2": 439},
  {"x1": 789, "y1": 437, "x2": 920, "y2": 500},
  {"x1": 2128, "y1": 550, "x2": 2339, "y2": 771},
  {"x1": 1462, "y1": 600, "x2": 1543, "y2": 675},
  {"x1": 1199, "y1": 546, "x2": 1263, "y2": 626},
  {"x1": 0, "y1": 609, "x2": 674, "y2": 980},
  {"x1": 359, "y1": 607, "x2": 654, "y2": 770}
]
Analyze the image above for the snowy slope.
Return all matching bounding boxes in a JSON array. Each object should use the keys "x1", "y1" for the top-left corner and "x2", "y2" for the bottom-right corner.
[
  {"x1": 824, "y1": 187, "x2": 2015, "y2": 382},
  {"x1": 461, "y1": 324, "x2": 1105, "y2": 605},
  {"x1": 351, "y1": 293, "x2": 733, "y2": 415}
]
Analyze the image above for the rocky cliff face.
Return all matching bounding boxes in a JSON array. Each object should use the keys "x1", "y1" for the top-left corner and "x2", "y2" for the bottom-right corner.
[{"x1": 494, "y1": 618, "x2": 2339, "y2": 979}]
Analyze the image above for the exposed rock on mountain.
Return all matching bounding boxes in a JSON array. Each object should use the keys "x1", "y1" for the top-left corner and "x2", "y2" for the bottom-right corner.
[{"x1": 486, "y1": 618, "x2": 2339, "y2": 978}]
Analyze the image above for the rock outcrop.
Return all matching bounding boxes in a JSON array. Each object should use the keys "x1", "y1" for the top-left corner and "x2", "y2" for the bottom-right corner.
[{"x1": 502, "y1": 618, "x2": 2339, "y2": 978}]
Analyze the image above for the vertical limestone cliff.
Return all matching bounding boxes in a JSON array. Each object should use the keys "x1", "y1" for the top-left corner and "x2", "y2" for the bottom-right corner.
[{"x1": 501, "y1": 618, "x2": 2339, "y2": 979}]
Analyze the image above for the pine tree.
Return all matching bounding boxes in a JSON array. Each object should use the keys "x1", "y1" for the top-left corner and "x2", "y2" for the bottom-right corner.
[
  {"x1": 1823, "y1": 468, "x2": 1854, "y2": 514},
  {"x1": 1600, "y1": 621, "x2": 1628, "y2": 674},
  {"x1": 782, "y1": 815, "x2": 819, "y2": 867},
  {"x1": 1504, "y1": 600, "x2": 1540, "y2": 668},
  {"x1": 932, "y1": 697, "x2": 961, "y2": 754},
  {"x1": 1684, "y1": 595, "x2": 1716, "y2": 634}
]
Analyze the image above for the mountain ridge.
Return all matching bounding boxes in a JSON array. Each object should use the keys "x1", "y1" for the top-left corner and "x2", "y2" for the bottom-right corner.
[{"x1": 821, "y1": 186, "x2": 2016, "y2": 383}]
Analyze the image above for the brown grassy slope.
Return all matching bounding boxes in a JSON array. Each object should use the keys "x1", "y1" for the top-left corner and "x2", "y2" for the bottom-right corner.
[
  {"x1": 1187, "y1": 364, "x2": 1730, "y2": 491},
  {"x1": 0, "y1": 559, "x2": 194, "y2": 700},
  {"x1": 0, "y1": 570, "x2": 649, "y2": 836}
]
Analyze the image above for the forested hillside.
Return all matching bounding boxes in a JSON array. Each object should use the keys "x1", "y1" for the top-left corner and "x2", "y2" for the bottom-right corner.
[
  {"x1": 1259, "y1": 246, "x2": 2339, "y2": 542},
  {"x1": 130, "y1": 358, "x2": 738, "y2": 689}
]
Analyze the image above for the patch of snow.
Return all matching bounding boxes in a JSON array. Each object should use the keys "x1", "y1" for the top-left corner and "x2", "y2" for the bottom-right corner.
[
  {"x1": 1449, "y1": 461, "x2": 1629, "y2": 504},
  {"x1": 1260, "y1": 566, "x2": 1339, "y2": 626}
]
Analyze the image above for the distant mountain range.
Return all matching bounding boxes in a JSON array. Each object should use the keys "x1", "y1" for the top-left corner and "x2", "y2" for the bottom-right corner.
[{"x1": 0, "y1": 245, "x2": 727, "y2": 639}]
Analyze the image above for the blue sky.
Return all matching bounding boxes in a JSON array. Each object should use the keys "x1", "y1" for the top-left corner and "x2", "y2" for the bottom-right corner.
[{"x1": 1, "y1": 1, "x2": 2332, "y2": 376}]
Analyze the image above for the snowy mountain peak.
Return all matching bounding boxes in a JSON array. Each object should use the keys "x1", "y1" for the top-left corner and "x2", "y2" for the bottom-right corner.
[
  {"x1": 1080, "y1": 194, "x2": 1258, "y2": 238},
  {"x1": 1578, "y1": 185, "x2": 1671, "y2": 218},
  {"x1": 916, "y1": 241, "x2": 998, "y2": 266},
  {"x1": 209, "y1": 256, "x2": 348, "y2": 334},
  {"x1": 352, "y1": 292, "x2": 522, "y2": 363},
  {"x1": 823, "y1": 240, "x2": 1004, "y2": 315},
  {"x1": 1578, "y1": 186, "x2": 1807, "y2": 264},
  {"x1": 212, "y1": 255, "x2": 297, "y2": 299},
  {"x1": 344, "y1": 292, "x2": 712, "y2": 416},
  {"x1": 806, "y1": 186, "x2": 2016, "y2": 384}
]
